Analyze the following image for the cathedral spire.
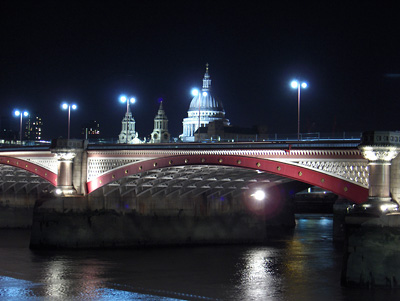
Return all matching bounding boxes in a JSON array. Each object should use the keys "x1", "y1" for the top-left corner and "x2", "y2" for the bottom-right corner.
[{"x1": 202, "y1": 63, "x2": 211, "y2": 91}]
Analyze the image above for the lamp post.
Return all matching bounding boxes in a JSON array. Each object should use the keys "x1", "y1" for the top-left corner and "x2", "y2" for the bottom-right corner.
[
  {"x1": 14, "y1": 110, "x2": 29, "y2": 144},
  {"x1": 61, "y1": 103, "x2": 77, "y2": 139},
  {"x1": 120, "y1": 95, "x2": 136, "y2": 144},
  {"x1": 191, "y1": 88, "x2": 207, "y2": 142},
  {"x1": 291, "y1": 80, "x2": 307, "y2": 140}
]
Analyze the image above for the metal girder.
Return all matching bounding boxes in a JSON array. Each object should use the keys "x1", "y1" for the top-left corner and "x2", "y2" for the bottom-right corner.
[
  {"x1": 0, "y1": 165, "x2": 55, "y2": 195},
  {"x1": 100, "y1": 164, "x2": 291, "y2": 199},
  {"x1": 26, "y1": 183, "x2": 42, "y2": 194}
]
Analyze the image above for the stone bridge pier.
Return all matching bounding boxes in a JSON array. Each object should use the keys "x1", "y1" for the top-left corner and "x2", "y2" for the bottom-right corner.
[
  {"x1": 342, "y1": 131, "x2": 400, "y2": 288},
  {"x1": 50, "y1": 139, "x2": 87, "y2": 196},
  {"x1": 358, "y1": 131, "x2": 400, "y2": 210}
]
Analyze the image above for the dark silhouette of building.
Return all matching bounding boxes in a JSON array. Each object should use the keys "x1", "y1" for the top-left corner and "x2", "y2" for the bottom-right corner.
[{"x1": 196, "y1": 120, "x2": 268, "y2": 142}]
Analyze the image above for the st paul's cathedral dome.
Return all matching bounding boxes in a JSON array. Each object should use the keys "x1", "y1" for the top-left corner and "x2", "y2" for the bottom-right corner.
[{"x1": 181, "y1": 64, "x2": 229, "y2": 142}]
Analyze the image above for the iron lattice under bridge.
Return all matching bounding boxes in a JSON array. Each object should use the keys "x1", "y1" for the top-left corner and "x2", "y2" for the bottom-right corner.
[{"x1": 0, "y1": 140, "x2": 369, "y2": 204}]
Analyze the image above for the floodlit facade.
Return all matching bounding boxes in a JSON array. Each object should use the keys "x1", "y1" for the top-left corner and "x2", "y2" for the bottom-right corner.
[
  {"x1": 180, "y1": 64, "x2": 229, "y2": 142},
  {"x1": 118, "y1": 109, "x2": 142, "y2": 144}
]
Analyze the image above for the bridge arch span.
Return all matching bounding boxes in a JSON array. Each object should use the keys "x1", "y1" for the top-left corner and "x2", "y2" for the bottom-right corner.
[
  {"x1": 87, "y1": 154, "x2": 368, "y2": 204},
  {"x1": 0, "y1": 156, "x2": 57, "y2": 187}
]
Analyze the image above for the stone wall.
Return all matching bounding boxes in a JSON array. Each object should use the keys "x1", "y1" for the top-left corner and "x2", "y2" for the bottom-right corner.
[
  {"x1": 0, "y1": 192, "x2": 36, "y2": 228},
  {"x1": 30, "y1": 190, "x2": 296, "y2": 249},
  {"x1": 342, "y1": 213, "x2": 400, "y2": 288}
]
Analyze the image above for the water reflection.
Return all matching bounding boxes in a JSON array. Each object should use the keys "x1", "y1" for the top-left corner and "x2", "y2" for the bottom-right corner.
[
  {"x1": 0, "y1": 215, "x2": 398, "y2": 300},
  {"x1": 44, "y1": 261, "x2": 67, "y2": 298},
  {"x1": 42, "y1": 258, "x2": 107, "y2": 299},
  {"x1": 236, "y1": 248, "x2": 282, "y2": 300},
  {"x1": 0, "y1": 275, "x2": 183, "y2": 300},
  {"x1": 0, "y1": 276, "x2": 36, "y2": 298}
]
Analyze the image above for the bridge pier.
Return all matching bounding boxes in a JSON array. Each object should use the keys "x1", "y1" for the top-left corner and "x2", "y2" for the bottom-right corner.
[
  {"x1": 358, "y1": 131, "x2": 400, "y2": 211},
  {"x1": 51, "y1": 139, "x2": 87, "y2": 196},
  {"x1": 342, "y1": 131, "x2": 400, "y2": 288},
  {"x1": 30, "y1": 188, "x2": 296, "y2": 249}
]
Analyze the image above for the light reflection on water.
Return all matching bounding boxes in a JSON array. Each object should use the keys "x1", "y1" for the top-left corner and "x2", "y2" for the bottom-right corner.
[
  {"x1": 235, "y1": 248, "x2": 283, "y2": 300},
  {"x1": 0, "y1": 275, "x2": 181, "y2": 300},
  {"x1": 0, "y1": 214, "x2": 399, "y2": 300}
]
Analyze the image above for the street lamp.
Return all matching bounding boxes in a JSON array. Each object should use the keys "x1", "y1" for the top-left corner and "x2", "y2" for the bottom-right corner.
[
  {"x1": 14, "y1": 110, "x2": 29, "y2": 144},
  {"x1": 61, "y1": 103, "x2": 77, "y2": 139},
  {"x1": 291, "y1": 80, "x2": 308, "y2": 140},
  {"x1": 191, "y1": 88, "x2": 207, "y2": 142},
  {"x1": 120, "y1": 95, "x2": 136, "y2": 144}
]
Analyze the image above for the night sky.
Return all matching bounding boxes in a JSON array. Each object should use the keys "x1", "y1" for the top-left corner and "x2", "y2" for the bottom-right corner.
[{"x1": 1, "y1": 1, "x2": 399, "y2": 141}]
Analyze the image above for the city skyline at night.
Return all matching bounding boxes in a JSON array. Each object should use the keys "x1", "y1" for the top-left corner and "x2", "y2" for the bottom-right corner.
[{"x1": 1, "y1": 1, "x2": 399, "y2": 140}]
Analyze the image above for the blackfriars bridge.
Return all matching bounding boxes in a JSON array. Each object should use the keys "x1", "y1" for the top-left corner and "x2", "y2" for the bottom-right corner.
[
  {"x1": 1, "y1": 131, "x2": 400, "y2": 206},
  {"x1": 2, "y1": 131, "x2": 400, "y2": 287},
  {"x1": 1, "y1": 138, "x2": 369, "y2": 202}
]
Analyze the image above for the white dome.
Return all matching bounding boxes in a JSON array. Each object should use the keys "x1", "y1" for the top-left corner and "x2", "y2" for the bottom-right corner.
[
  {"x1": 188, "y1": 93, "x2": 225, "y2": 115},
  {"x1": 181, "y1": 64, "x2": 230, "y2": 142}
]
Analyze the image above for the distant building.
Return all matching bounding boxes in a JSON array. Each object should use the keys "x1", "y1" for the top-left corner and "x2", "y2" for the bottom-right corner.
[
  {"x1": 118, "y1": 106, "x2": 142, "y2": 144},
  {"x1": 0, "y1": 116, "x2": 16, "y2": 143},
  {"x1": 180, "y1": 64, "x2": 230, "y2": 142},
  {"x1": 25, "y1": 114, "x2": 43, "y2": 141},
  {"x1": 150, "y1": 101, "x2": 171, "y2": 143},
  {"x1": 82, "y1": 120, "x2": 100, "y2": 139},
  {"x1": 199, "y1": 120, "x2": 268, "y2": 142}
]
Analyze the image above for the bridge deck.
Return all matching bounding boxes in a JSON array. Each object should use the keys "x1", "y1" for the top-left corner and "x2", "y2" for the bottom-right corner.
[{"x1": 0, "y1": 140, "x2": 368, "y2": 204}]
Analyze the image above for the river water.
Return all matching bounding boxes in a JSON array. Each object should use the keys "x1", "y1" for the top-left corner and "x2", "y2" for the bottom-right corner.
[{"x1": 0, "y1": 214, "x2": 399, "y2": 300}]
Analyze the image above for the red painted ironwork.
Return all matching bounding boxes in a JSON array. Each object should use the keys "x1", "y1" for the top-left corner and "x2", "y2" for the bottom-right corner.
[
  {"x1": 0, "y1": 156, "x2": 57, "y2": 187},
  {"x1": 86, "y1": 154, "x2": 368, "y2": 204}
]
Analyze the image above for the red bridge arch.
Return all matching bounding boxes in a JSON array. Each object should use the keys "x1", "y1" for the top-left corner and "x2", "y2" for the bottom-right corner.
[
  {"x1": 87, "y1": 154, "x2": 368, "y2": 204},
  {"x1": 0, "y1": 156, "x2": 57, "y2": 187}
]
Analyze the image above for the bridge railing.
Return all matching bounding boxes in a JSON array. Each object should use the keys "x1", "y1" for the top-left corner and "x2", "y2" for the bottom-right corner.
[
  {"x1": 269, "y1": 132, "x2": 362, "y2": 141},
  {"x1": 0, "y1": 132, "x2": 362, "y2": 148},
  {"x1": 85, "y1": 132, "x2": 362, "y2": 145}
]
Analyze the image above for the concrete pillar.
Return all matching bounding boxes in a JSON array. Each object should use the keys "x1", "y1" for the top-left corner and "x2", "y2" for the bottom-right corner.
[
  {"x1": 358, "y1": 131, "x2": 400, "y2": 211},
  {"x1": 51, "y1": 139, "x2": 88, "y2": 196},
  {"x1": 55, "y1": 152, "x2": 76, "y2": 194},
  {"x1": 368, "y1": 163, "x2": 390, "y2": 199}
]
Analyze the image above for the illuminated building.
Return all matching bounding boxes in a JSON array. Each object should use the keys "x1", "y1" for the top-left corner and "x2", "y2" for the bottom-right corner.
[
  {"x1": 150, "y1": 101, "x2": 170, "y2": 143},
  {"x1": 118, "y1": 104, "x2": 142, "y2": 144},
  {"x1": 181, "y1": 64, "x2": 230, "y2": 142},
  {"x1": 25, "y1": 114, "x2": 43, "y2": 141}
]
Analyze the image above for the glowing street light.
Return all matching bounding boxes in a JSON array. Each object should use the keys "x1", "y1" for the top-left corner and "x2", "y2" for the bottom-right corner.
[
  {"x1": 120, "y1": 95, "x2": 136, "y2": 115},
  {"x1": 120, "y1": 95, "x2": 136, "y2": 144},
  {"x1": 251, "y1": 190, "x2": 266, "y2": 201},
  {"x1": 191, "y1": 88, "x2": 208, "y2": 142},
  {"x1": 291, "y1": 80, "x2": 308, "y2": 140},
  {"x1": 61, "y1": 103, "x2": 77, "y2": 139},
  {"x1": 14, "y1": 110, "x2": 29, "y2": 144}
]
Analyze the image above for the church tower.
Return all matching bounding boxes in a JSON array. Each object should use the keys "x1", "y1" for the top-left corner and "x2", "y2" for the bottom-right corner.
[
  {"x1": 118, "y1": 106, "x2": 141, "y2": 144},
  {"x1": 180, "y1": 64, "x2": 229, "y2": 142},
  {"x1": 150, "y1": 101, "x2": 170, "y2": 143}
]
